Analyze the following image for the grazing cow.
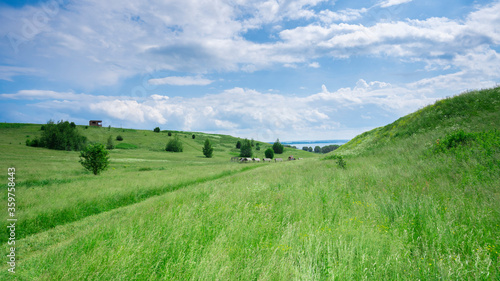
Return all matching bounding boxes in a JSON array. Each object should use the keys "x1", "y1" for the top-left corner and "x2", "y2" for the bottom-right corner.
[
  {"x1": 263, "y1": 158, "x2": 272, "y2": 162},
  {"x1": 240, "y1": 158, "x2": 252, "y2": 163},
  {"x1": 275, "y1": 158, "x2": 283, "y2": 162},
  {"x1": 253, "y1": 158, "x2": 261, "y2": 162}
]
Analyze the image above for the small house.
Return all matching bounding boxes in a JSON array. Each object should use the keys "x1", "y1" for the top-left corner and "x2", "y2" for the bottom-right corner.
[{"x1": 89, "y1": 120, "x2": 102, "y2": 127}]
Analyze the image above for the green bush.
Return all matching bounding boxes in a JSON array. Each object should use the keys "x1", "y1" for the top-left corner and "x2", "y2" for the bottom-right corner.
[
  {"x1": 154, "y1": 127, "x2": 160, "y2": 133},
  {"x1": 236, "y1": 140, "x2": 242, "y2": 149},
  {"x1": 265, "y1": 148, "x2": 274, "y2": 159},
  {"x1": 240, "y1": 139, "x2": 252, "y2": 157},
  {"x1": 116, "y1": 135, "x2": 123, "y2": 141},
  {"x1": 202, "y1": 138, "x2": 213, "y2": 158},
  {"x1": 27, "y1": 120, "x2": 87, "y2": 151},
  {"x1": 115, "y1": 143, "x2": 138, "y2": 149},
  {"x1": 79, "y1": 143, "x2": 110, "y2": 175},
  {"x1": 168, "y1": 132, "x2": 172, "y2": 137},
  {"x1": 323, "y1": 154, "x2": 347, "y2": 169},
  {"x1": 192, "y1": 134, "x2": 196, "y2": 139},
  {"x1": 166, "y1": 135, "x2": 183, "y2": 152},
  {"x1": 273, "y1": 139, "x2": 284, "y2": 154}
]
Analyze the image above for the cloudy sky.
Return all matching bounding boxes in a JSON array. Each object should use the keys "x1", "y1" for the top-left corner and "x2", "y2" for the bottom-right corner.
[{"x1": 1, "y1": 0, "x2": 499, "y2": 141}]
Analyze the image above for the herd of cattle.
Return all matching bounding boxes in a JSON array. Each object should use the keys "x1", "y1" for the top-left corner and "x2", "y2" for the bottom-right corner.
[{"x1": 230, "y1": 156, "x2": 303, "y2": 163}]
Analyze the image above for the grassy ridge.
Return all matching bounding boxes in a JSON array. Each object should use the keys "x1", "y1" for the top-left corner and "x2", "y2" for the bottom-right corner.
[{"x1": 0, "y1": 87, "x2": 499, "y2": 279}]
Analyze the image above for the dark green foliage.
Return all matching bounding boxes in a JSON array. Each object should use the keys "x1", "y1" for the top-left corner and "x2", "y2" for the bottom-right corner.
[
  {"x1": 273, "y1": 139, "x2": 284, "y2": 154},
  {"x1": 434, "y1": 130, "x2": 475, "y2": 151},
  {"x1": 251, "y1": 138, "x2": 255, "y2": 147},
  {"x1": 265, "y1": 147, "x2": 274, "y2": 159},
  {"x1": 236, "y1": 140, "x2": 242, "y2": 149},
  {"x1": 166, "y1": 135, "x2": 183, "y2": 152},
  {"x1": 108, "y1": 125, "x2": 111, "y2": 131},
  {"x1": 116, "y1": 135, "x2": 123, "y2": 141},
  {"x1": 240, "y1": 139, "x2": 253, "y2": 157},
  {"x1": 202, "y1": 138, "x2": 214, "y2": 158},
  {"x1": 433, "y1": 130, "x2": 500, "y2": 174},
  {"x1": 308, "y1": 147, "x2": 313, "y2": 152},
  {"x1": 115, "y1": 143, "x2": 138, "y2": 149},
  {"x1": 70, "y1": 122, "x2": 76, "y2": 128},
  {"x1": 256, "y1": 143, "x2": 261, "y2": 150},
  {"x1": 79, "y1": 143, "x2": 110, "y2": 175},
  {"x1": 314, "y1": 146, "x2": 321, "y2": 153},
  {"x1": 27, "y1": 120, "x2": 87, "y2": 151},
  {"x1": 192, "y1": 134, "x2": 196, "y2": 139},
  {"x1": 41, "y1": 125, "x2": 45, "y2": 130},
  {"x1": 154, "y1": 127, "x2": 160, "y2": 133},
  {"x1": 302, "y1": 146, "x2": 308, "y2": 151},
  {"x1": 106, "y1": 135, "x2": 114, "y2": 150},
  {"x1": 168, "y1": 132, "x2": 172, "y2": 137},
  {"x1": 321, "y1": 145, "x2": 340, "y2": 154},
  {"x1": 323, "y1": 154, "x2": 347, "y2": 169}
]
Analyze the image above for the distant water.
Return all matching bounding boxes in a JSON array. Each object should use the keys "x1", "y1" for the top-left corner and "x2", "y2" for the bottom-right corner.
[{"x1": 270, "y1": 140, "x2": 350, "y2": 150}]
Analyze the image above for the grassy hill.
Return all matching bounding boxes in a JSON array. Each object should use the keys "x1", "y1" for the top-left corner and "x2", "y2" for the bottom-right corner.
[{"x1": 1, "y1": 87, "x2": 499, "y2": 280}]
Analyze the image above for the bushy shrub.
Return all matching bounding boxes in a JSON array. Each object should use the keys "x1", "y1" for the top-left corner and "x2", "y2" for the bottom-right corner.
[
  {"x1": 434, "y1": 130, "x2": 475, "y2": 152},
  {"x1": 27, "y1": 120, "x2": 87, "y2": 151},
  {"x1": 265, "y1": 147, "x2": 274, "y2": 159},
  {"x1": 272, "y1": 139, "x2": 284, "y2": 154},
  {"x1": 240, "y1": 139, "x2": 252, "y2": 157},
  {"x1": 202, "y1": 138, "x2": 213, "y2": 158},
  {"x1": 166, "y1": 135, "x2": 183, "y2": 152},
  {"x1": 116, "y1": 135, "x2": 123, "y2": 141},
  {"x1": 168, "y1": 132, "x2": 172, "y2": 137},
  {"x1": 154, "y1": 127, "x2": 160, "y2": 133},
  {"x1": 236, "y1": 140, "x2": 241, "y2": 149},
  {"x1": 314, "y1": 146, "x2": 321, "y2": 153},
  {"x1": 323, "y1": 154, "x2": 347, "y2": 169},
  {"x1": 79, "y1": 143, "x2": 110, "y2": 175},
  {"x1": 192, "y1": 134, "x2": 196, "y2": 139}
]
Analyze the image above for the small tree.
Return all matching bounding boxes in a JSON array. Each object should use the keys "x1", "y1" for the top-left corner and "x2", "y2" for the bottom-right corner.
[
  {"x1": 202, "y1": 138, "x2": 213, "y2": 158},
  {"x1": 256, "y1": 143, "x2": 261, "y2": 150},
  {"x1": 236, "y1": 140, "x2": 242, "y2": 149},
  {"x1": 265, "y1": 147, "x2": 274, "y2": 159},
  {"x1": 79, "y1": 143, "x2": 110, "y2": 175},
  {"x1": 106, "y1": 135, "x2": 114, "y2": 150},
  {"x1": 116, "y1": 135, "x2": 123, "y2": 141},
  {"x1": 154, "y1": 127, "x2": 160, "y2": 133},
  {"x1": 314, "y1": 146, "x2": 321, "y2": 153},
  {"x1": 192, "y1": 134, "x2": 196, "y2": 139},
  {"x1": 272, "y1": 139, "x2": 284, "y2": 154},
  {"x1": 168, "y1": 132, "x2": 172, "y2": 136},
  {"x1": 166, "y1": 134, "x2": 183, "y2": 152},
  {"x1": 240, "y1": 139, "x2": 252, "y2": 157}
]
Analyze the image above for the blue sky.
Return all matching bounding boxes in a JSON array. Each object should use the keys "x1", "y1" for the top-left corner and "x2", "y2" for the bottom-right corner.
[{"x1": 1, "y1": 0, "x2": 499, "y2": 141}]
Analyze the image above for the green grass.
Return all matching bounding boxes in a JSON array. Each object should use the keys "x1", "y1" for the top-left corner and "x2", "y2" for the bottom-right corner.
[{"x1": 0, "y1": 87, "x2": 499, "y2": 279}]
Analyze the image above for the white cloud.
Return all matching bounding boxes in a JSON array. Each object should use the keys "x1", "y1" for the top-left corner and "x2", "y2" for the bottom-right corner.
[
  {"x1": 379, "y1": 0, "x2": 412, "y2": 8},
  {"x1": 148, "y1": 76, "x2": 214, "y2": 86},
  {"x1": 308, "y1": 62, "x2": 320, "y2": 68}
]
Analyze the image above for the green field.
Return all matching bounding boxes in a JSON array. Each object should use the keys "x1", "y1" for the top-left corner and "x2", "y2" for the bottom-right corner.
[{"x1": 1, "y1": 87, "x2": 499, "y2": 280}]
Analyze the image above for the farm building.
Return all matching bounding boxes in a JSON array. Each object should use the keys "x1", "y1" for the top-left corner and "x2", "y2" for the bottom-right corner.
[{"x1": 89, "y1": 120, "x2": 102, "y2": 127}]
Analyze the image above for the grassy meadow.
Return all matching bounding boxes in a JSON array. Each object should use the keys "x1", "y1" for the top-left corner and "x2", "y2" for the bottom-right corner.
[{"x1": 1, "y1": 87, "x2": 499, "y2": 280}]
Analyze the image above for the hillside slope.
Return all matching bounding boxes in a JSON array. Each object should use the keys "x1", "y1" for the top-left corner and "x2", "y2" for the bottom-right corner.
[{"x1": 337, "y1": 87, "x2": 500, "y2": 155}]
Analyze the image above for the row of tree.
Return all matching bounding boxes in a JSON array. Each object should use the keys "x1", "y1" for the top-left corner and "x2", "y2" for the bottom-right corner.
[
  {"x1": 302, "y1": 144, "x2": 341, "y2": 154},
  {"x1": 237, "y1": 138, "x2": 284, "y2": 158}
]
